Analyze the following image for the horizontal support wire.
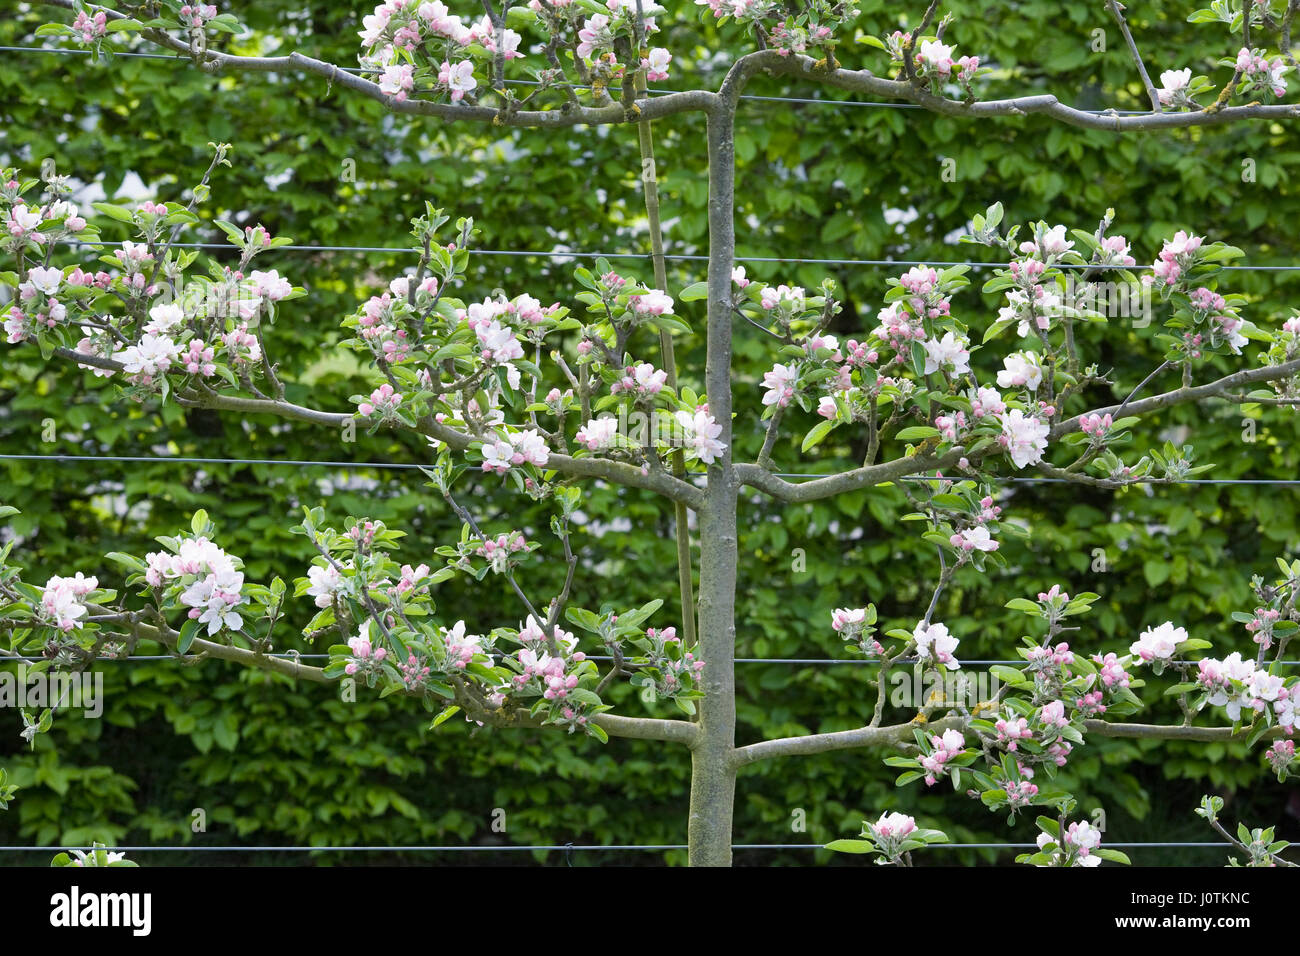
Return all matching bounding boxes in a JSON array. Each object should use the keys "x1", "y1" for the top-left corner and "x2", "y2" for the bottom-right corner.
[
  {"x1": 4, "y1": 655, "x2": 1298, "y2": 666},
  {"x1": 43, "y1": 238, "x2": 1300, "y2": 272},
  {"x1": 0, "y1": 841, "x2": 1229, "y2": 852},
  {"x1": 6, "y1": 454, "x2": 1300, "y2": 486}
]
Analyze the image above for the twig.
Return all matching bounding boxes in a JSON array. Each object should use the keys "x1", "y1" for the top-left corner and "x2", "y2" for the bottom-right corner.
[{"x1": 1106, "y1": 0, "x2": 1161, "y2": 112}]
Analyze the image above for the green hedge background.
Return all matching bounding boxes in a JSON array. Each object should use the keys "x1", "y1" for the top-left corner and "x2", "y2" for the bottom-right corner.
[{"x1": 1, "y1": 0, "x2": 1297, "y2": 865}]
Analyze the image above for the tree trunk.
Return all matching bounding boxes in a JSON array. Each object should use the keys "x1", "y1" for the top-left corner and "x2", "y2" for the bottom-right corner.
[
  {"x1": 689, "y1": 487, "x2": 739, "y2": 866},
  {"x1": 688, "y1": 102, "x2": 739, "y2": 867}
]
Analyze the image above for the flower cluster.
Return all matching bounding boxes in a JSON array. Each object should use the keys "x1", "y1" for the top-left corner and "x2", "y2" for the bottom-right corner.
[
  {"x1": 878, "y1": 32, "x2": 982, "y2": 94},
  {"x1": 1150, "y1": 230, "x2": 1204, "y2": 287},
  {"x1": 344, "y1": 632, "x2": 389, "y2": 679},
  {"x1": 358, "y1": 2, "x2": 509, "y2": 103},
  {"x1": 831, "y1": 605, "x2": 883, "y2": 656},
  {"x1": 39, "y1": 573, "x2": 97, "y2": 632},
  {"x1": 1022, "y1": 819, "x2": 1110, "y2": 867},
  {"x1": 481, "y1": 428, "x2": 550, "y2": 474},
  {"x1": 575, "y1": 416, "x2": 619, "y2": 451},
  {"x1": 144, "y1": 533, "x2": 248, "y2": 637},
  {"x1": 919, "y1": 729, "x2": 966, "y2": 786},
  {"x1": 1234, "y1": 47, "x2": 1288, "y2": 99},
  {"x1": 1197, "y1": 653, "x2": 1293, "y2": 730}
]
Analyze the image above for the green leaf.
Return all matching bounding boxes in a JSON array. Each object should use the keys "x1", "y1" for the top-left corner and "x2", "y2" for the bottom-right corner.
[
  {"x1": 824, "y1": 839, "x2": 877, "y2": 854},
  {"x1": 431, "y1": 705, "x2": 461, "y2": 728},
  {"x1": 895, "y1": 426, "x2": 940, "y2": 441},
  {"x1": 91, "y1": 202, "x2": 135, "y2": 224},
  {"x1": 176, "y1": 618, "x2": 201, "y2": 655},
  {"x1": 801, "y1": 419, "x2": 835, "y2": 452},
  {"x1": 1143, "y1": 560, "x2": 1170, "y2": 588},
  {"x1": 678, "y1": 281, "x2": 709, "y2": 302},
  {"x1": 1004, "y1": 598, "x2": 1041, "y2": 613}
]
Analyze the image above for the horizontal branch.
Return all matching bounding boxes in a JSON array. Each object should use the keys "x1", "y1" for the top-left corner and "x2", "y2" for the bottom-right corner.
[
  {"x1": 734, "y1": 446, "x2": 969, "y2": 502},
  {"x1": 595, "y1": 713, "x2": 700, "y2": 745},
  {"x1": 1051, "y1": 356, "x2": 1300, "y2": 440},
  {"x1": 416, "y1": 413, "x2": 706, "y2": 506},
  {"x1": 738, "y1": 356, "x2": 1300, "y2": 502},
  {"x1": 65, "y1": 604, "x2": 697, "y2": 744},
  {"x1": 732, "y1": 49, "x2": 1300, "y2": 131},
  {"x1": 732, "y1": 716, "x2": 960, "y2": 767},
  {"x1": 45, "y1": 1, "x2": 1300, "y2": 133},
  {"x1": 47, "y1": 347, "x2": 706, "y2": 507},
  {"x1": 87, "y1": 605, "x2": 332, "y2": 684},
  {"x1": 733, "y1": 714, "x2": 1283, "y2": 766},
  {"x1": 41, "y1": 0, "x2": 716, "y2": 128}
]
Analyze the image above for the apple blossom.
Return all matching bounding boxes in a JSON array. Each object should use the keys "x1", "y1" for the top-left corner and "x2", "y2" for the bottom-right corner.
[
  {"x1": 998, "y1": 408, "x2": 1049, "y2": 469},
  {"x1": 950, "y1": 526, "x2": 998, "y2": 553},
  {"x1": 1157, "y1": 67, "x2": 1194, "y2": 108},
  {"x1": 306, "y1": 564, "x2": 345, "y2": 608},
  {"x1": 577, "y1": 14, "x2": 612, "y2": 58},
  {"x1": 438, "y1": 60, "x2": 477, "y2": 100},
  {"x1": 676, "y1": 408, "x2": 726, "y2": 464},
  {"x1": 222, "y1": 324, "x2": 263, "y2": 365},
  {"x1": 920, "y1": 728, "x2": 965, "y2": 785},
  {"x1": 759, "y1": 284, "x2": 805, "y2": 313},
  {"x1": 72, "y1": 10, "x2": 107, "y2": 44},
  {"x1": 761, "y1": 362, "x2": 799, "y2": 407},
  {"x1": 1079, "y1": 413, "x2": 1113, "y2": 438},
  {"x1": 1151, "y1": 230, "x2": 1205, "y2": 286},
  {"x1": 575, "y1": 417, "x2": 619, "y2": 451},
  {"x1": 997, "y1": 351, "x2": 1044, "y2": 391},
  {"x1": 39, "y1": 575, "x2": 93, "y2": 632},
  {"x1": 357, "y1": 383, "x2": 403, "y2": 419},
  {"x1": 1129, "y1": 621, "x2": 1187, "y2": 663},
  {"x1": 114, "y1": 333, "x2": 182, "y2": 387},
  {"x1": 26, "y1": 265, "x2": 62, "y2": 296},
  {"x1": 1267, "y1": 739, "x2": 1296, "y2": 776},
  {"x1": 248, "y1": 269, "x2": 293, "y2": 301},
  {"x1": 180, "y1": 568, "x2": 247, "y2": 636},
  {"x1": 970, "y1": 385, "x2": 1006, "y2": 418},
  {"x1": 995, "y1": 713, "x2": 1032, "y2": 751},
  {"x1": 181, "y1": 339, "x2": 217, "y2": 377},
  {"x1": 143, "y1": 302, "x2": 186, "y2": 336},
  {"x1": 644, "y1": 47, "x2": 672, "y2": 81},
  {"x1": 827, "y1": 606, "x2": 862, "y2": 632},
  {"x1": 481, "y1": 428, "x2": 550, "y2": 473},
  {"x1": 468, "y1": 15, "x2": 523, "y2": 58},
  {"x1": 921, "y1": 331, "x2": 971, "y2": 376},
  {"x1": 1038, "y1": 700, "x2": 1069, "y2": 728},
  {"x1": 1019, "y1": 224, "x2": 1073, "y2": 260},
  {"x1": 441, "y1": 620, "x2": 488, "y2": 669},
  {"x1": 1236, "y1": 47, "x2": 1288, "y2": 98},
  {"x1": 913, "y1": 621, "x2": 960, "y2": 670},
  {"x1": 613, "y1": 362, "x2": 668, "y2": 397},
  {"x1": 871, "y1": 810, "x2": 917, "y2": 840},
  {"x1": 916, "y1": 39, "x2": 954, "y2": 76},
  {"x1": 630, "y1": 289, "x2": 675, "y2": 316}
]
